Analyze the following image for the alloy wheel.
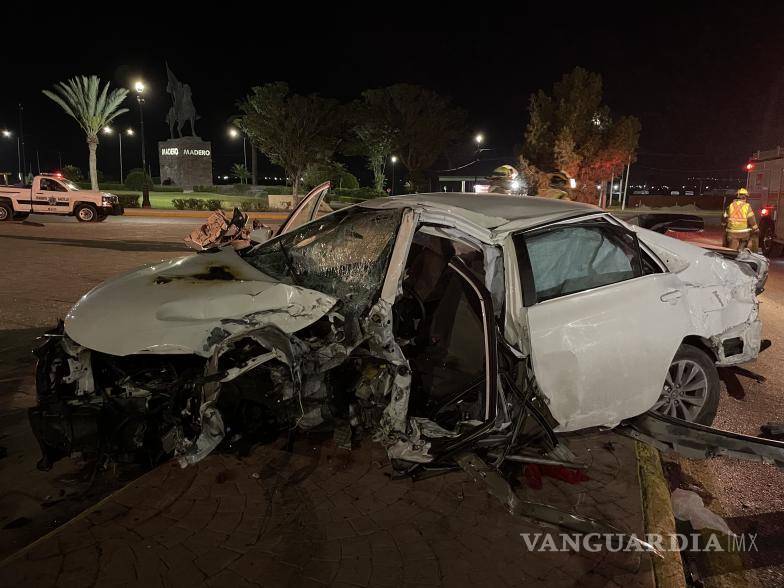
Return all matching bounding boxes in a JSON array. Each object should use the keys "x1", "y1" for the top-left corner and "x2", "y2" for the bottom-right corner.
[{"x1": 652, "y1": 359, "x2": 708, "y2": 421}]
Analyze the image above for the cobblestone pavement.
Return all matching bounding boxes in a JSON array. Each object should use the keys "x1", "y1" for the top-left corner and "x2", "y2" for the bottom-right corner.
[{"x1": 0, "y1": 433, "x2": 653, "y2": 587}]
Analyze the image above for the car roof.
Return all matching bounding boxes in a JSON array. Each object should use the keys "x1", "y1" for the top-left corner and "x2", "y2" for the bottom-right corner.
[{"x1": 358, "y1": 192, "x2": 598, "y2": 231}]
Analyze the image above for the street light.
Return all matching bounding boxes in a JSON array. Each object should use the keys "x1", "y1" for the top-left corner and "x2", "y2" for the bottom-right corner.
[
  {"x1": 134, "y1": 80, "x2": 150, "y2": 207},
  {"x1": 2, "y1": 129, "x2": 22, "y2": 181},
  {"x1": 103, "y1": 127, "x2": 135, "y2": 183},
  {"x1": 390, "y1": 155, "x2": 398, "y2": 195},
  {"x1": 228, "y1": 127, "x2": 247, "y2": 173},
  {"x1": 475, "y1": 133, "x2": 484, "y2": 145}
]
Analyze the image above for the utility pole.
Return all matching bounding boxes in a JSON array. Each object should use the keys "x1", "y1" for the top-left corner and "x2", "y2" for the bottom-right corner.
[
  {"x1": 134, "y1": 81, "x2": 150, "y2": 207},
  {"x1": 621, "y1": 158, "x2": 631, "y2": 211},
  {"x1": 18, "y1": 103, "x2": 26, "y2": 179}
]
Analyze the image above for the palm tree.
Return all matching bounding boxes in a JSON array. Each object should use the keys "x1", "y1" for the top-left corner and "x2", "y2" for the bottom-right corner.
[
  {"x1": 43, "y1": 76, "x2": 129, "y2": 190},
  {"x1": 231, "y1": 163, "x2": 250, "y2": 185}
]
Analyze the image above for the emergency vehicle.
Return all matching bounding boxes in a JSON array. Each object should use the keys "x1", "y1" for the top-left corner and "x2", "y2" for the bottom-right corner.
[
  {"x1": 0, "y1": 173, "x2": 123, "y2": 222},
  {"x1": 746, "y1": 147, "x2": 784, "y2": 256}
]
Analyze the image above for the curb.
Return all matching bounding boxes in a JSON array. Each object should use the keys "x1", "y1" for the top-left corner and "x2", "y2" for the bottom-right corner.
[{"x1": 636, "y1": 441, "x2": 687, "y2": 588}]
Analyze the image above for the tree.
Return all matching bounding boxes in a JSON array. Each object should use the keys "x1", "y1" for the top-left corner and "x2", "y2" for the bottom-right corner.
[
  {"x1": 61, "y1": 164, "x2": 83, "y2": 183},
  {"x1": 343, "y1": 98, "x2": 395, "y2": 192},
  {"x1": 361, "y1": 85, "x2": 466, "y2": 192},
  {"x1": 231, "y1": 163, "x2": 250, "y2": 184},
  {"x1": 303, "y1": 160, "x2": 358, "y2": 190},
  {"x1": 237, "y1": 83, "x2": 343, "y2": 200},
  {"x1": 43, "y1": 76, "x2": 128, "y2": 191},
  {"x1": 520, "y1": 67, "x2": 641, "y2": 203}
]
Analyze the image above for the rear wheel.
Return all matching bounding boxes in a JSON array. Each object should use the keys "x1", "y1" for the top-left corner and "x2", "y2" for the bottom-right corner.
[
  {"x1": 760, "y1": 222, "x2": 776, "y2": 257},
  {"x1": 652, "y1": 344, "x2": 720, "y2": 425},
  {"x1": 75, "y1": 204, "x2": 98, "y2": 222}
]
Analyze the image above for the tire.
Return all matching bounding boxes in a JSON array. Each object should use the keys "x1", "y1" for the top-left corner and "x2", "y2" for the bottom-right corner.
[
  {"x1": 760, "y1": 222, "x2": 776, "y2": 257},
  {"x1": 96, "y1": 214, "x2": 108, "y2": 222},
  {"x1": 652, "y1": 344, "x2": 720, "y2": 425},
  {"x1": 75, "y1": 204, "x2": 98, "y2": 222},
  {"x1": 13, "y1": 212, "x2": 30, "y2": 221},
  {"x1": 0, "y1": 202, "x2": 12, "y2": 221}
]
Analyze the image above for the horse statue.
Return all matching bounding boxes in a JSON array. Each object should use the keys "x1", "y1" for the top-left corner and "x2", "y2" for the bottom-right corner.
[{"x1": 165, "y1": 62, "x2": 200, "y2": 138}]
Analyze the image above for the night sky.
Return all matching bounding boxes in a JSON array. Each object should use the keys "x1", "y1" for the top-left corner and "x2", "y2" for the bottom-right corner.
[{"x1": 2, "y1": 7, "x2": 783, "y2": 187}]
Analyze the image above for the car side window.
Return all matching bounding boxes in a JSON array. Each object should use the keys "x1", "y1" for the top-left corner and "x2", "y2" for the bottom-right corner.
[
  {"x1": 40, "y1": 179, "x2": 67, "y2": 192},
  {"x1": 518, "y1": 224, "x2": 642, "y2": 303}
]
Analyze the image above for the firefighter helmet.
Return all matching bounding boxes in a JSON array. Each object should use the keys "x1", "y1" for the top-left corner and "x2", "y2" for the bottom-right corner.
[{"x1": 737, "y1": 188, "x2": 749, "y2": 197}]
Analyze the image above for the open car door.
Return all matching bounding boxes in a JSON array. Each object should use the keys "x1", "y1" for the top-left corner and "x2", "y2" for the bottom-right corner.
[
  {"x1": 513, "y1": 218, "x2": 695, "y2": 432},
  {"x1": 276, "y1": 181, "x2": 332, "y2": 236}
]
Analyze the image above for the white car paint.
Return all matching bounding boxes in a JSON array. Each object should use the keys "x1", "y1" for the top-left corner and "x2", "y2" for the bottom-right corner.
[{"x1": 65, "y1": 247, "x2": 337, "y2": 357}]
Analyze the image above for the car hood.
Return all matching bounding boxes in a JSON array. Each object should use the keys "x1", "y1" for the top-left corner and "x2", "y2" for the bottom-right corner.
[{"x1": 64, "y1": 248, "x2": 337, "y2": 357}]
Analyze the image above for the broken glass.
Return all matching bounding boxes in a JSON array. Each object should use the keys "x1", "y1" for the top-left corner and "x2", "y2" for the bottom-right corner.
[{"x1": 243, "y1": 207, "x2": 403, "y2": 314}]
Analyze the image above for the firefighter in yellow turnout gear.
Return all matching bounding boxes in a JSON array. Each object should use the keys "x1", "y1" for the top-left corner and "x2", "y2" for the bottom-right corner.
[{"x1": 723, "y1": 188, "x2": 758, "y2": 251}]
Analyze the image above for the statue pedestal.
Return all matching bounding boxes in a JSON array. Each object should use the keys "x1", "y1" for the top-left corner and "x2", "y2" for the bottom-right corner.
[{"x1": 158, "y1": 137, "x2": 213, "y2": 190}]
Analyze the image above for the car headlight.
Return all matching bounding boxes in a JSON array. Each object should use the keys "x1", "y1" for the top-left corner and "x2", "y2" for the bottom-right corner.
[{"x1": 102, "y1": 194, "x2": 117, "y2": 204}]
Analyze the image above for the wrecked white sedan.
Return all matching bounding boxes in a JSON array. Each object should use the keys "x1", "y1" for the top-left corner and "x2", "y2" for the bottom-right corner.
[{"x1": 31, "y1": 189, "x2": 779, "y2": 489}]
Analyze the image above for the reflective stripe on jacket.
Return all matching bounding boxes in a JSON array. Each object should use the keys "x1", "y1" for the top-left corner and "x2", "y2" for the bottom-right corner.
[{"x1": 724, "y1": 199, "x2": 756, "y2": 232}]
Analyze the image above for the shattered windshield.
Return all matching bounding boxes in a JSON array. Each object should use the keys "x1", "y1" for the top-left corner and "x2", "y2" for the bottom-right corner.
[{"x1": 243, "y1": 206, "x2": 403, "y2": 314}]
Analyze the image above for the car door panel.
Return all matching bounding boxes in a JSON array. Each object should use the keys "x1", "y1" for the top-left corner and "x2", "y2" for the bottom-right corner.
[
  {"x1": 526, "y1": 272, "x2": 691, "y2": 431},
  {"x1": 516, "y1": 220, "x2": 694, "y2": 431}
]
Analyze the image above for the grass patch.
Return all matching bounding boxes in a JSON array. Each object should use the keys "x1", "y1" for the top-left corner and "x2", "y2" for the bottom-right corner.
[{"x1": 114, "y1": 191, "x2": 266, "y2": 210}]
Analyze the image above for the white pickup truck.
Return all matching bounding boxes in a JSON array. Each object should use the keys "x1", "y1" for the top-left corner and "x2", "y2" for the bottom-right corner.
[{"x1": 0, "y1": 173, "x2": 124, "y2": 222}]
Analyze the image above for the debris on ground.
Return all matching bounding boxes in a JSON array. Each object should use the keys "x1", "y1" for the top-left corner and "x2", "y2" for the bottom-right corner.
[
  {"x1": 523, "y1": 463, "x2": 590, "y2": 489},
  {"x1": 671, "y1": 488, "x2": 734, "y2": 535},
  {"x1": 185, "y1": 208, "x2": 266, "y2": 250},
  {"x1": 760, "y1": 422, "x2": 784, "y2": 440}
]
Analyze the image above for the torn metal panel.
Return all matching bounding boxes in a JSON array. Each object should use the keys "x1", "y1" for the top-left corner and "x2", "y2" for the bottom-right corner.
[
  {"x1": 177, "y1": 403, "x2": 225, "y2": 467},
  {"x1": 635, "y1": 227, "x2": 764, "y2": 364},
  {"x1": 621, "y1": 411, "x2": 784, "y2": 467}
]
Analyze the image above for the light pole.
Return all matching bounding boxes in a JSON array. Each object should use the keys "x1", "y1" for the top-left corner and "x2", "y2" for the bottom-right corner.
[
  {"x1": 2, "y1": 129, "x2": 22, "y2": 181},
  {"x1": 134, "y1": 81, "x2": 150, "y2": 207},
  {"x1": 103, "y1": 127, "x2": 135, "y2": 183},
  {"x1": 390, "y1": 155, "x2": 397, "y2": 195},
  {"x1": 18, "y1": 103, "x2": 26, "y2": 180},
  {"x1": 229, "y1": 127, "x2": 247, "y2": 178}
]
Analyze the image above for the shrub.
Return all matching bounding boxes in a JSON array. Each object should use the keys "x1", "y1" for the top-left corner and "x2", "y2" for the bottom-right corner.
[
  {"x1": 118, "y1": 194, "x2": 140, "y2": 208},
  {"x1": 240, "y1": 200, "x2": 269, "y2": 212},
  {"x1": 333, "y1": 187, "x2": 386, "y2": 200},
  {"x1": 125, "y1": 170, "x2": 154, "y2": 191},
  {"x1": 338, "y1": 172, "x2": 359, "y2": 190},
  {"x1": 172, "y1": 198, "x2": 208, "y2": 210},
  {"x1": 206, "y1": 199, "x2": 223, "y2": 210}
]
